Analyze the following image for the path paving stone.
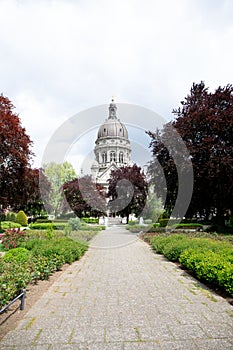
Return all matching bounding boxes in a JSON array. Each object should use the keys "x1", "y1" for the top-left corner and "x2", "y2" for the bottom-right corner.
[{"x1": 0, "y1": 226, "x2": 233, "y2": 349}]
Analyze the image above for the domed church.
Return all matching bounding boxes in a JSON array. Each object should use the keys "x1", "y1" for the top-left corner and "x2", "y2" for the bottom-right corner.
[{"x1": 91, "y1": 99, "x2": 131, "y2": 189}]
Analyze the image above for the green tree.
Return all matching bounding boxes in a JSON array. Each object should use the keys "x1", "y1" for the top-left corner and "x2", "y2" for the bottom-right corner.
[
  {"x1": 43, "y1": 162, "x2": 77, "y2": 217},
  {"x1": 144, "y1": 186, "x2": 164, "y2": 223}
]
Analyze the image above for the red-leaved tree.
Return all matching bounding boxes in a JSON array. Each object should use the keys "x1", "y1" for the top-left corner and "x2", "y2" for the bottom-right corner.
[
  {"x1": 62, "y1": 175, "x2": 106, "y2": 217},
  {"x1": 0, "y1": 95, "x2": 33, "y2": 209},
  {"x1": 107, "y1": 164, "x2": 148, "y2": 223}
]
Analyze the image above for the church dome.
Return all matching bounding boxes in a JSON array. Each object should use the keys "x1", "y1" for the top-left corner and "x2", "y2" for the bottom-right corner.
[
  {"x1": 97, "y1": 99, "x2": 129, "y2": 140},
  {"x1": 97, "y1": 118, "x2": 128, "y2": 139}
]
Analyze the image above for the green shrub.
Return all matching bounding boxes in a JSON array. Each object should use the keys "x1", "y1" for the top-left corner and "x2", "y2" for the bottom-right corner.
[
  {"x1": 150, "y1": 235, "x2": 172, "y2": 254},
  {"x1": 15, "y1": 210, "x2": 28, "y2": 226},
  {"x1": 29, "y1": 222, "x2": 54, "y2": 230},
  {"x1": 0, "y1": 259, "x2": 32, "y2": 306},
  {"x1": 68, "y1": 217, "x2": 82, "y2": 230},
  {"x1": 5, "y1": 212, "x2": 17, "y2": 222},
  {"x1": 1, "y1": 221, "x2": 21, "y2": 229},
  {"x1": 21, "y1": 237, "x2": 88, "y2": 264},
  {"x1": 29, "y1": 222, "x2": 67, "y2": 230},
  {"x1": 16, "y1": 210, "x2": 28, "y2": 226},
  {"x1": 79, "y1": 225, "x2": 105, "y2": 231},
  {"x1": 162, "y1": 237, "x2": 192, "y2": 261},
  {"x1": 2, "y1": 247, "x2": 32, "y2": 263},
  {"x1": 1, "y1": 228, "x2": 27, "y2": 250},
  {"x1": 35, "y1": 219, "x2": 52, "y2": 223},
  {"x1": 179, "y1": 249, "x2": 228, "y2": 284},
  {"x1": 173, "y1": 223, "x2": 203, "y2": 230},
  {"x1": 0, "y1": 235, "x2": 89, "y2": 308},
  {"x1": 217, "y1": 263, "x2": 233, "y2": 295},
  {"x1": 149, "y1": 233, "x2": 233, "y2": 297},
  {"x1": 82, "y1": 217, "x2": 99, "y2": 224}
]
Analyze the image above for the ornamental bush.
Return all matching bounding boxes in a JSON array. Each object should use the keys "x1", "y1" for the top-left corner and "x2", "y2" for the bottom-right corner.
[
  {"x1": 68, "y1": 217, "x2": 81, "y2": 230},
  {"x1": 1, "y1": 228, "x2": 27, "y2": 250},
  {"x1": 1, "y1": 221, "x2": 21, "y2": 229},
  {"x1": 149, "y1": 233, "x2": 233, "y2": 297},
  {"x1": 82, "y1": 217, "x2": 99, "y2": 224},
  {"x1": 0, "y1": 236, "x2": 89, "y2": 308},
  {"x1": 2, "y1": 247, "x2": 32, "y2": 263},
  {"x1": 6, "y1": 212, "x2": 17, "y2": 222},
  {"x1": 16, "y1": 210, "x2": 28, "y2": 226},
  {"x1": 29, "y1": 222, "x2": 67, "y2": 230}
]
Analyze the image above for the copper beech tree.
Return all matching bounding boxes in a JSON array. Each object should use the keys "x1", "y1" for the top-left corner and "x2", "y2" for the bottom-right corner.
[
  {"x1": 0, "y1": 95, "x2": 33, "y2": 210},
  {"x1": 148, "y1": 82, "x2": 233, "y2": 224},
  {"x1": 107, "y1": 164, "x2": 148, "y2": 223},
  {"x1": 62, "y1": 175, "x2": 106, "y2": 217}
]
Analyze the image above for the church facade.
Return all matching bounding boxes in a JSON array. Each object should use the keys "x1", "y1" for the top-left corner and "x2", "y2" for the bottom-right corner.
[{"x1": 91, "y1": 99, "x2": 131, "y2": 189}]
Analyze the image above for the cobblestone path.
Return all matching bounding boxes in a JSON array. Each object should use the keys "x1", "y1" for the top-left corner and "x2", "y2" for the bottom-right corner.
[{"x1": 0, "y1": 227, "x2": 233, "y2": 349}]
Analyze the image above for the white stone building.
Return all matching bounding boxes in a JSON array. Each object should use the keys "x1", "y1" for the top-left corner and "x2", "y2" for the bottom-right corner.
[{"x1": 91, "y1": 99, "x2": 131, "y2": 189}]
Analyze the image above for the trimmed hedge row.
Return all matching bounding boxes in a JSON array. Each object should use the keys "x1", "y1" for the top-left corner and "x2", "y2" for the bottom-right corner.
[
  {"x1": 1, "y1": 221, "x2": 21, "y2": 229},
  {"x1": 150, "y1": 234, "x2": 233, "y2": 297},
  {"x1": 29, "y1": 222, "x2": 67, "y2": 230},
  {"x1": 0, "y1": 237, "x2": 88, "y2": 308},
  {"x1": 82, "y1": 217, "x2": 99, "y2": 224}
]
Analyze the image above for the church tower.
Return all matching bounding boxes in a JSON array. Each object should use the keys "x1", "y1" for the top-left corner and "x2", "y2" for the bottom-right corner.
[{"x1": 91, "y1": 99, "x2": 131, "y2": 189}]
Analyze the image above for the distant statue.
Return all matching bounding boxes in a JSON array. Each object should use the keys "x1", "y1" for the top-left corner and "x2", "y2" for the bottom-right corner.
[
  {"x1": 104, "y1": 216, "x2": 108, "y2": 227},
  {"x1": 139, "y1": 217, "x2": 144, "y2": 225}
]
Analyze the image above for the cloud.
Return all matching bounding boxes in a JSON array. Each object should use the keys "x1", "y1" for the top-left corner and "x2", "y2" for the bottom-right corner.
[{"x1": 0, "y1": 0, "x2": 233, "y2": 168}]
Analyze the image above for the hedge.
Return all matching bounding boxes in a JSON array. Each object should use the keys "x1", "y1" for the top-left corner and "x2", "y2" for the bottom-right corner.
[
  {"x1": 0, "y1": 237, "x2": 88, "y2": 308},
  {"x1": 150, "y1": 234, "x2": 233, "y2": 297},
  {"x1": 29, "y1": 222, "x2": 67, "y2": 230},
  {"x1": 173, "y1": 223, "x2": 203, "y2": 230},
  {"x1": 82, "y1": 218, "x2": 99, "y2": 224},
  {"x1": 179, "y1": 249, "x2": 233, "y2": 295},
  {"x1": 1, "y1": 221, "x2": 21, "y2": 229}
]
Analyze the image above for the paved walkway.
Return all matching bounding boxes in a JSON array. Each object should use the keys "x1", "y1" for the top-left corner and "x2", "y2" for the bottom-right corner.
[{"x1": 0, "y1": 227, "x2": 233, "y2": 350}]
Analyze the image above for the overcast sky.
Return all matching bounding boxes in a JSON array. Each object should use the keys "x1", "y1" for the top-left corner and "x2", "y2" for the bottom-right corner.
[{"x1": 1, "y1": 0, "x2": 233, "y2": 173}]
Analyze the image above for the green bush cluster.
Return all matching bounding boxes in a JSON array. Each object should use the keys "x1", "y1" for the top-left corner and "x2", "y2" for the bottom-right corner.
[
  {"x1": 0, "y1": 228, "x2": 27, "y2": 250},
  {"x1": 150, "y1": 234, "x2": 233, "y2": 296},
  {"x1": 79, "y1": 225, "x2": 105, "y2": 231},
  {"x1": 0, "y1": 237, "x2": 88, "y2": 308},
  {"x1": 16, "y1": 210, "x2": 28, "y2": 226},
  {"x1": 173, "y1": 223, "x2": 203, "y2": 230},
  {"x1": 82, "y1": 217, "x2": 99, "y2": 224},
  {"x1": 1, "y1": 221, "x2": 21, "y2": 229},
  {"x1": 29, "y1": 222, "x2": 67, "y2": 230},
  {"x1": 5, "y1": 212, "x2": 17, "y2": 222},
  {"x1": 68, "y1": 217, "x2": 82, "y2": 230},
  {"x1": 126, "y1": 223, "x2": 165, "y2": 233}
]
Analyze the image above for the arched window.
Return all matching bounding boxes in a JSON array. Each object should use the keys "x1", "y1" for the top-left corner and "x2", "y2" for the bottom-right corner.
[
  {"x1": 110, "y1": 151, "x2": 116, "y2": 162},
  {"x1": 102, "y1": 152, "x2": 107, "y2": 164},
  {"x1": 119, "y1": 152, "x2": 124, "y2": 163}
]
